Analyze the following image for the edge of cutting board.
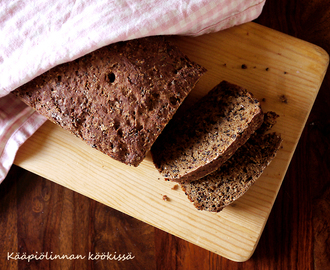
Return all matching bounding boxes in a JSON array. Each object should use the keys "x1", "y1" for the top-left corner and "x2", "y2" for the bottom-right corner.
[{"x1": 14, "y1": 22, "x2": 329, "y2": 261}]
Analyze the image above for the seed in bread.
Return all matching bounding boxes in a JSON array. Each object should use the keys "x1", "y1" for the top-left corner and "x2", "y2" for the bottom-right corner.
[
  {"x1": 181, "y1": 111, "x2": 282, "y2": 212},
  {"x1": 151, "y1": 80, "x2": 264, "y2": 183}
]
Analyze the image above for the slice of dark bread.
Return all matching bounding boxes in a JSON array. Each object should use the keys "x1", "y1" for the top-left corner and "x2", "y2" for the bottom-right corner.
[
  {"x1": 13, "y1": 36, "x2": 206, "y2": 166},
  {"x1": 181, "y1": 112, "x2": 282, "y2": 212},
  {"x1": 151, "y1": 81, "x2": 264, "y2": 183}
]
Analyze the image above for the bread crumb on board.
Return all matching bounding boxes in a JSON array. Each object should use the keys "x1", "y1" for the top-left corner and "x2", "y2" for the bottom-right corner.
[
  {"x1": 162, "y1": 195, "x2": 169, "y2": 201},
  {"x1": 171, "y1": 184, "x2": 179, "y2": 190},
  {"x1": 279, "y1": 94, "x2": 288, "y2": 104}
]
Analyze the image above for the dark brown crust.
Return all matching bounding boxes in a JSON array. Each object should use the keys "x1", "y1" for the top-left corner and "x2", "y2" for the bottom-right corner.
[
  {"x1": 151, "y1": 81, "x2": 264, "y2": 183},
  {"x1": 13, "y1": 36, "x2": 206, "y2": 166},
  {"x1": 181, "y1": 111, "x2": 282, "y2": 212}
]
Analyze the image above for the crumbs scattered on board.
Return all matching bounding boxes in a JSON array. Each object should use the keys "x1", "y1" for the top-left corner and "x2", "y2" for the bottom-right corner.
[
  {"x1": 228, "y1": 63, "x2": 288, "y2": 74},
  {"x1": 240, "y1": 64, "x2": 269, "y2": 70},
  {"x1": 162, "y1": 195, "x2": 169, "y2": 201},
  {"x1": 279, "y1": 94, "x2": 288, "y2": 104}
]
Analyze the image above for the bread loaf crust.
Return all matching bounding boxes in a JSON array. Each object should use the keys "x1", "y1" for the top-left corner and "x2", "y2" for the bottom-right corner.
[
  {"x1": 13, "y1": 36, "x2": 206, "y2": 166},
  {"x1": 151, "y1": 81, "x2": 264, "y2": 182}
]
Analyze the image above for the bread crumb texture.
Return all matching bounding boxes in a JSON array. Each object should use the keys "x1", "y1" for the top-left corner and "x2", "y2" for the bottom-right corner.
[
  {"x1": 151, "y1": 81, "x2": 264, "y2": 183},
  {"x1": 181, "y1": 111, "x2": 282, "y2": 212}
]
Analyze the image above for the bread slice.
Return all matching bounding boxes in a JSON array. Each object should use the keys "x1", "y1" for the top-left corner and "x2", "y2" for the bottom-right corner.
[
  {"x1": 13, "y1": 36, "x2": 206, "y2": 166},
  {"x1": 151, "y1": 81, "x2": 264, "y2": 183},
  {"x1": 181, "y1": 111, "x2": 282, "y2": 212}
]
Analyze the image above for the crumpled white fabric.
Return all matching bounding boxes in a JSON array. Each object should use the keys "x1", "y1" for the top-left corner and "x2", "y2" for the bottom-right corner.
[
  {"x1": 0, "y1": 94, "x2": 46, "y2": 181},
  {"x1": 0, "y1": 0, "x2": 266, "y2": 182}
]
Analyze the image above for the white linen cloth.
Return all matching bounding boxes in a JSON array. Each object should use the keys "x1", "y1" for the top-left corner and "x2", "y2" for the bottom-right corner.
[{"x1": 0, "y1": 0, "x2": 266, "y2": 182}]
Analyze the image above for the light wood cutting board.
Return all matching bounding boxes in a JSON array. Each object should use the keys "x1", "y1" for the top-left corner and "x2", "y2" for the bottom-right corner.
[{"x1": 14, "y1": 22, "x2": 329, "y2": 262}]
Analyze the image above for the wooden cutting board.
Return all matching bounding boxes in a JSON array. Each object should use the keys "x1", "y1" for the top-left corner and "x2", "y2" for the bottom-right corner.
[{"x1": 14, "y1": 22, "x2": 329, "y2": 262}]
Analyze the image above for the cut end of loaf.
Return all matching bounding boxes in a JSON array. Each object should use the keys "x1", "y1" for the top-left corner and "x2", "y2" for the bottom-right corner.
[
  {"x1": 151, "y1": 80, "x2": 264, "y2": 182},
  {"x1": 181, "y1": 111, "x2": 283, "y2": 212}
]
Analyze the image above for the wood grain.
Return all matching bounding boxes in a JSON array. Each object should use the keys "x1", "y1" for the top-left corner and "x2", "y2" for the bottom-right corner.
[
  {"x1": 0, "y1": 166, "x2": 18, "y2": 270},
  {"x1": 1, "y1": 0, "x2": 330, "y2": 268},
  {"x1": 11, "y1": 22, "x2": 329, "y2": 262},
  {"x1": 0, "y1": 166, "x2": 155, "y2": 270}
]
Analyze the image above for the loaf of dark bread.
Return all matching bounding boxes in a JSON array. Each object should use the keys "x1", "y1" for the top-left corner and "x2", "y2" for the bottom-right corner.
[
  {"x1": 181, "y1": 111, "x2": 282, "y2": 212},
  {"x1": 13, "y1": 36, "x2": 206, "y2": 166},
  {"x1": 151, "y1": 81, "x2": 264, "y2": 183}
]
